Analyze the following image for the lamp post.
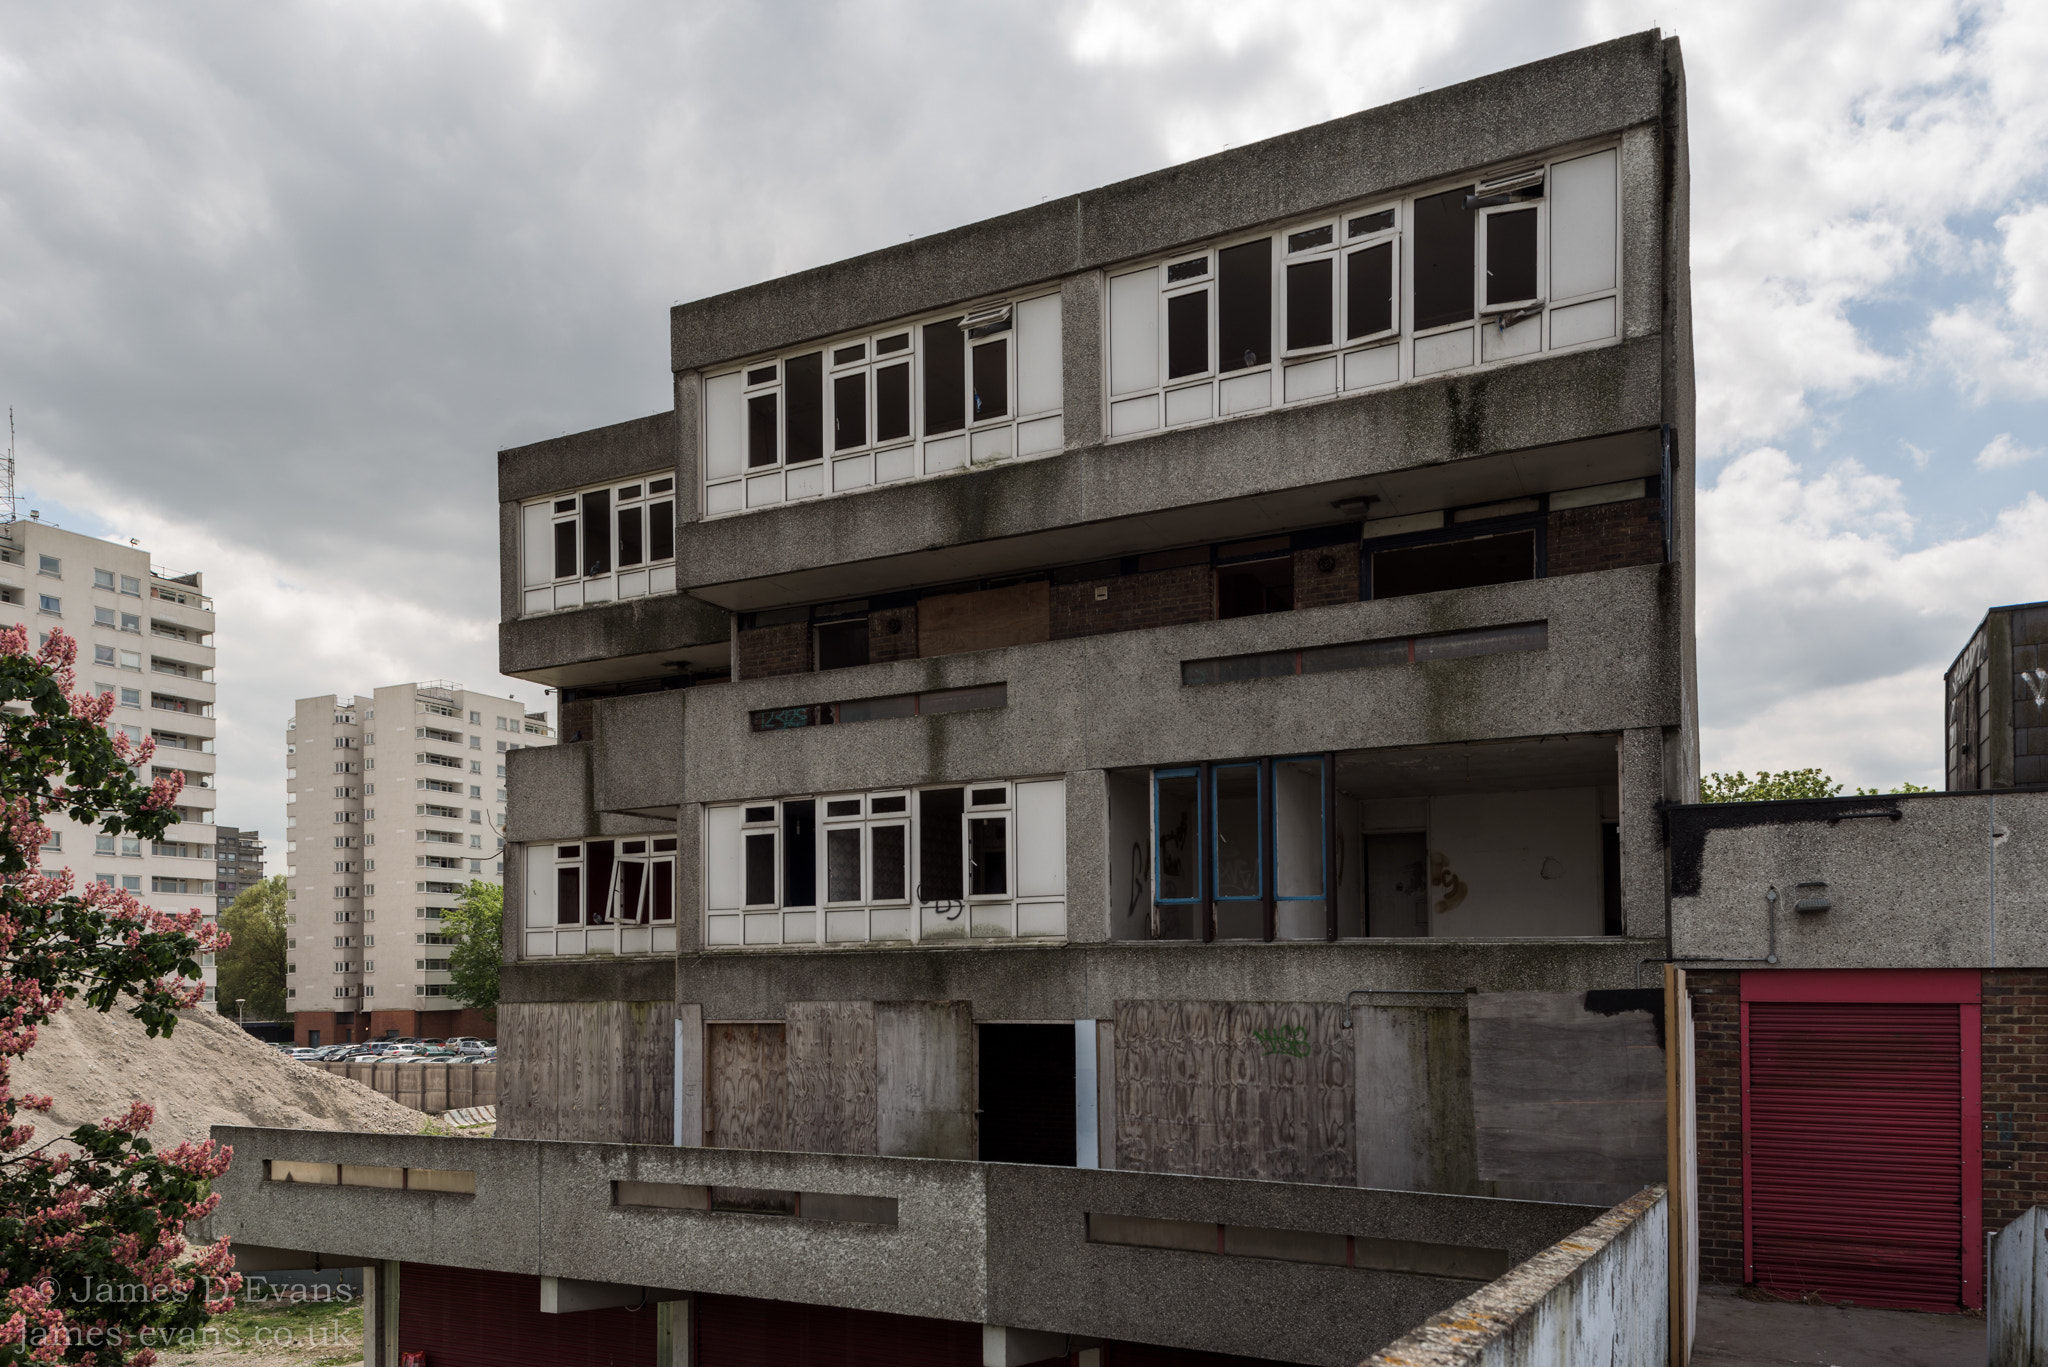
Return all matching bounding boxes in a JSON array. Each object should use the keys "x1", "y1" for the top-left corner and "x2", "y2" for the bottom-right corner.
[{"x1": 235, "y1": 998, "x2": 245, "y2": 1029}]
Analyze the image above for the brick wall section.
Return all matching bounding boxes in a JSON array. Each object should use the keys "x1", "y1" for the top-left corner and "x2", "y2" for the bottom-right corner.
[
  {"x1": 558, "y1": 696, "x2": 595, "y2": 744},
  {"x1": 1292, "y1": 543, "x2": 1360, "y2": 608},
  {"x1": 868, "y1": 607, "x2": 918, "y2": 663},
  {"x1": 1051, "y1": 564, "x2": 1213, "y2": 640},
  {"x1": 1687, "y1": 970, "x2": 1745, "y2": 1286},
  {"x1": 735, "y1": 622, "x2": 810, "y2": 679},
  {"x1": 1983, "y1": 969, "x2": 2048, "y2": 1231},
  {"x1": 1546, "y1": 497, "x2": 1665, "y2": 577}
]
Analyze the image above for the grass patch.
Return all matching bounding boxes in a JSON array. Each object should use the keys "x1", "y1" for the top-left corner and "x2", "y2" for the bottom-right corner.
[{"x1": 159, "y1": 1289, "x2": 363, "y2": 1358}]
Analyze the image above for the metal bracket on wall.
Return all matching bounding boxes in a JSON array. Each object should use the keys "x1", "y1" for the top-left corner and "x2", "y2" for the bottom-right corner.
[{"x1": 1339, "y1": 986, "x2": 1474, "y2": 1028}]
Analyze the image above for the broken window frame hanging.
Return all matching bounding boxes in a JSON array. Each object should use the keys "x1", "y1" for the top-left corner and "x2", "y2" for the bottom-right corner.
[
  {"x1": 518, "y1": 471, "x2": 679, "y2": 616},
  {"x1": 699, "y1": 779, "x2": 1065, "y2": 950},
  {"x1": 700, "y1": 292, "x2": 1063, "y2": 518},
  {"x1": 1102, "y1": 137, "x2": 1621, "y2": 439},
  {"x1": 521, "y1": 837, "x2": 678, "y2": 959}
]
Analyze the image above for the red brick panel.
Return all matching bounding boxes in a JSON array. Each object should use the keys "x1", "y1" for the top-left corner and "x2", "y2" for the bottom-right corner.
[
  {"x1": 1687, "y1": 971, "x2": 1745, "y2": 1285},
  {"x1": 868, "y1": 606, "x2": 918, "y2": 662},
  {"x1": 1546, "y1": 497, "x2": 1665, "y2": 577},
  {"x1": 1983, "y1": 970, "x2": 2048, "y2": 1232},
  {"x1": 736, "y1": 622, "x2": 810, "y2": 679},
  {"x1": 1292, "y1": 543, "x2": 1360, "y2": 608},
  {"x1": 1051, "y1": 564, "x2": 1213, "y2": 640},
  {"x1": 558, "y1": 695, "x2": 595, "y2": 743}
]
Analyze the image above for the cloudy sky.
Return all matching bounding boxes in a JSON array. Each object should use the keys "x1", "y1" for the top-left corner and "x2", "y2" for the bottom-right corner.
[{"x1": 2, "y1": 0, "x2": 2044, "y2": 837}]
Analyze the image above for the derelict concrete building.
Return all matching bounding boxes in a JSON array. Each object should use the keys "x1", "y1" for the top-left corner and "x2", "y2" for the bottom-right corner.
[{"x1": 213, "y1": 31, "x2": 1698, "y2": 1367}]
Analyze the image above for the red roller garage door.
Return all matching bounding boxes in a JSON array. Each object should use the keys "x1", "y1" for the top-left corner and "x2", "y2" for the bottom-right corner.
[
  {"x1": 1742, "y1": 971, "x2": 1982, "y2": 1312},
  {"x1": 399, "y1": 1263, "x2": 656, "y2": 1366}
]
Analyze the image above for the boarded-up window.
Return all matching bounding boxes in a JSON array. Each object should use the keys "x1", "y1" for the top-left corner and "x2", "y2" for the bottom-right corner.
[{"x1": 917, "y1": 581, "x2": 1050, "y2": 658}]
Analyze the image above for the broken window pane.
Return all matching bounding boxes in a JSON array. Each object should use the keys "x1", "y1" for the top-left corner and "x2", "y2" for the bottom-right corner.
[
  {"x1": 555, "y1": 866, "x2": 580, "y2": 925},
  {"x1": 1285, "y1": 257, "x2": 1334, "y2": 351},
  {"x1": 971, "y1": 338, "x2": 1009, "y2": 421},
  {"x1": 784, "y1": 352, "x2": 824, "y2": 464},
  {"x1": 1217, "y1": 558, "x2": 1294, "y2": 619},
  {"x1": 747, "y1": 393, "x2": 778, "y2": 468},
  {"x1": 649, "y1": 501, "x2": 674, "y2": 561},
  {"x1": 1217, "y1": 238, "x2": 1272, "y2": 372},
  {"x1": 922, "y1": 320, "x2": 966, "y2": 435},
  {"x1": 1287, "y1": 225, "x2": 1334, "y2": 252},
  {"x1": 968, "y1": 816, "x2": 1008, "y2": 896},
  {"x1": 876, "y1": 332, "x2": 911, "y2": 354},
  {"x1": 918, "y1": 788, "x2": 965, "y2": 901},
  {"x1": 652, "y1": 860, "x2": 675, "y2": 921},
  {"x1": 1485, "y1": 207, "x2": 1540, "y2": 305},
  {"x1": 1213, "y1": 765, "x2": 1261, "y2": 900},
  {"x1": 1166, "y1": 257, "x2": 1208, "y2": 283},
  {"x1": 552, "y1": 520, "x2": 576, "y2": 579},
  {"x1": 833, "y1": 373, "x2": 867, "y2": 450},
  {"x1": 1366, "y1": 831, "x2": 1429, "y2": 936},
  {"x1": 743, "y1": 832, "x2": 776, "y2": 906},
  {"x1": 1370, "y1": 531, "x2": 1535, "y2": 599},
  {"x1": 616, "y1": 505, "x2": 644, "y2": 568},
  {"x1": 1413, "y1": 187, "x2": 1475, "y2": 330},
  {"x1": 580, "y1": 490, "x2": 610, "y2": 576},
  {"x1": 1346, "y1": 242, "x2": 1394, "y2": 340},
  {"x1": 815, "y1": 620, "x2": 869, "y2": 671},
  {"x1": 875, "y1": 362, "x2": 911, "y2": 443},
  {"x1": 746, "y1": 364, "x2": 777, "y2": 386},
  {"x1": 826, "y1": 828, "x2": 862, "y2": 903},
  {"x1": 1348, "y1": 209, "x2": 1395, "y2": 237},
  {"x1": 832, "y1": 343, "x2": 866, "y2": 365},
  {"x1": 871, "y1": 825, "x2": 906, "y2": 901},
  {"x1": 585, "y1": 841, "x2": 615, "y2": 923},
  {"x1": 617, "y1": 860, "x2": 646, "y2": 923},
  {"x1": 1273, "y1": 758, "x2": 1324, "y2": 898},
  {"x1": 782, "y1": 800, "x2": 816, "y2": 907},
  {"x1": 1154, "y1": 770, "x2": 1200, "y2": 902},
  {"x1": 1167, "y1": 290, "x2": 1208, "y2": 379}
]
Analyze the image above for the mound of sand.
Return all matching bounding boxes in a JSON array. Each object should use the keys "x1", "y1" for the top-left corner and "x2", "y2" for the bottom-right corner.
[{"x1": 11, "y1": 1001, "x2": 428, "y2": 1149}]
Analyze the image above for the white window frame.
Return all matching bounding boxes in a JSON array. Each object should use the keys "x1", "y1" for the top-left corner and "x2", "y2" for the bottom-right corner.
[{"x1": 518, "y1": 469, "x2": 678, "y2": 617}]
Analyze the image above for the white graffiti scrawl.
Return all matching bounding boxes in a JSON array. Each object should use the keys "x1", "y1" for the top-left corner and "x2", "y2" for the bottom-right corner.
[{"x1": 2026, "y1": 667, "x2": 2048, "y2": 708}]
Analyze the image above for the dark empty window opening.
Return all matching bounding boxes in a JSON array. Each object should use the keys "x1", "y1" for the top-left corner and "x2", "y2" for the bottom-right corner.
[
  {"x1": 968, "y1": 815, "x2": 1007, "y2": 896},
  {"x1": 971, "y1": 339, "x2": 1008, "y2": 421},
  {"x1": 815, "y1": 621, "x2": 870, "y2": 672},
  {"x1": 552, "y1": 520, "x2": 577, "y2": 580},
  {"x1": 579, "y1": 490, "x2": 611, "y2": 576},
  {"x1": 833, "y1": 373, "x2": 867, "y2": 450},
  {"x1": 875, "y1": 362, "x2": 912, "y2": 443},
  {"x1": 649, "y1": 501, "x2": 675, "y2": 561},
  {"x1": 1485, "y1": 208, "x2": 1540, "y2": 307},
  {"x1": 1413, "y1": 186, "x2": 1476, "y2": 331},
  {"x1": 1601, "y1": 823, "x2": 1622, "y2": 936},
  {"x1": 1347, "y1": 242, "x2": 1394, "y2": 340},
  {"x1": 918, "y1": 788, "x2": 964, "y2": 903},
  {"x1": 876, "y1": 331, "x2": 910, "y2": 355},
  {"x1": 1166, "y1": 256, "x2": 1208, "y2": 283},
  {"x1": 1371, "y1": 531, "x2": 1535, "y2": 600},
  {"x1": 1348, "y1": 209, "x2": 1395, "y2": 237},
  {"x1": 922, "y1": 320, "x2": 966, "y2": 435},
  {"x1": 1217, "y1": 558, "x2": 1295, "y2": 619},
  {"x1": 746, "y1": 394, "x2": 777, "y2": 468},
  {"x1": 784, "y1": 352, "x2": 824, "y2": 464},
  {"x1": 977, "y1": 1024, "x2": 1076, "y2": 1166},
  {"x1": 585, "y1": 840, "x2": 615, "y2": 925},
  {"x1": 1167, "y1": 290, "x2": 1209, "y2": 378},
  {"x1": 1217, "y1": 238, "x2": 1272, "y2": 372},
  {"x1": 1285, "y1": 257, "x2": 1335, "y2": 352},
  {"x1": 555, "y1": 864, "x2": 580, "y2": 925},
  {"x1": 616, "y1": 506, "x2": 644, "y2": 568},
  {"x1": 782, "y1": 800, "x2": 817, "y2": 908}
]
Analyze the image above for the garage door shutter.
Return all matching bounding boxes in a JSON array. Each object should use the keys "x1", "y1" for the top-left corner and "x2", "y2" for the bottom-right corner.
[
  {"x1": 695, "y1": 1293, "x2": 979, "y2": 1367},
  {"x1": 398, "y1": 1263, "x2": 655, "y2": 1367},
  {"x1": 1745, "y1": 1001, "x2": 1971, "y2": 1311}
]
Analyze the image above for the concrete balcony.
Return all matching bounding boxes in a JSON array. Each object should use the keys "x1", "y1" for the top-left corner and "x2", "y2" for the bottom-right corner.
[{"x1": 208, "y1": 1126, "x2": 1602, "y2": 1366}]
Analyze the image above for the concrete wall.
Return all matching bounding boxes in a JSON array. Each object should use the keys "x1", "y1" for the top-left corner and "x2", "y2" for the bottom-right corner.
[
  {"x1": 209, "y1": 1126, "x2": 1602, "y2": 1367},
  {"x1": 1668, "y1": 789, "x2": 2048, "y2": 969},
  {"x1": 1362, "y1": 1186, "x2": 1668, "y2": 1367},
  {"x1": 1991, "y1": 1205, "x2": 2047, "y2": 1367}
]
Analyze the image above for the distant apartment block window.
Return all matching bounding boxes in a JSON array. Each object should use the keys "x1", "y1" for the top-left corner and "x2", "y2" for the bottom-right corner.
[
  {"x1": 120, "y1": 687, "x2": 140, "y2": 708},
  {"x1": 120, "y1": 614, "x2": 140, "y2": 633},
  {"x1": 151, "y1": 877, "x2": 212, "y2": 894},
  {"x1": 94, "y1": 645, "x2": 116, "y2": 666},
  {"x1": 95, "y1": 606, "x2": 116, "y2": 626},
  {"x1": 1103, "y1": 148, "x2": 1618, "y2": 439},
  {"x1": 120, "y1": 651, "x2": 141, "y2": 671},
  {"x1": 518, "y1": 472, "x2": 680, "y2": 615},
  {"x1": 96, "y1": 835, "x2": 115, "y2": 856},
  {"x1": 469, "y1": 711, "x2": 481, "y2": 724},
  {"x1": 122, "y1": 875, "x2": 141, "y2": 891},
  {"x1": 37, "y1": 595, "x2": 59, "y2": 615},
  {"x1": 94, "y1": 569, "x2": 115, "y2": 590},
  {"x1": 41, "y1": 832, "x2": 59, "y2": 852},
  {"x1": 37, "y1": 556, "x2": 58, "y2": 576},
  {"x1": 120, "y1": 576, "x2": 140, "y2": 596},
  {"x1": 419, "y1": 753, "x2": 461, "y2": 770}
]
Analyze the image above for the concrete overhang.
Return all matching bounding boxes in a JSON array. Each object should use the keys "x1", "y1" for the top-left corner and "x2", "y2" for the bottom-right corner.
[{"x1": 686, "y1": 427, "x2": 1660, "y2": 614}]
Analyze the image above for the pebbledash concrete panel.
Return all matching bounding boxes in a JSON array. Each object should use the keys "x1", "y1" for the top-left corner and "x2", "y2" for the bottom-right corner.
[
  {"x1": 210, "y1": 1126, "x2": 1602, "y2": 1366},
  {"x1": 498, "y1": 412, "x2": 678, "y2": 507},
  {"x1": 1667, "y1": 790, "x2": 2048, "y2": 969},
  {"x1": 498, "y1": 939, "x2": 1662, "y2": 1023},
  {"x1": 667, "y1": 33, "x2": 1672, "y2": 376}
]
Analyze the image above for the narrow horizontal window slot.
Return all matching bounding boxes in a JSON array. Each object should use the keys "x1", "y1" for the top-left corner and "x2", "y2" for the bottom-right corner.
[
  {"x1": 613, "y1": 1181, "x2": 897, "y2": 1226},
  {"x1": 750, "y1": 683, "x2": 1007, "y2": 732},
  {"x1": 1165, "y1": 257, "x2": 1208, "y2": 283},
  {"x1": 1085, "y1": 1212, "x2": 1505, "y2": 1280},
  {"x1": 1181, "y1": 622, "x2": 1546, "y2": 686},
  {"x1": 265, "y1": 1161, "x2": 474, "y2": 1194}
]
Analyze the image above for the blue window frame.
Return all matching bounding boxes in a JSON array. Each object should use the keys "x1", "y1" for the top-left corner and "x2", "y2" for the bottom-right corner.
[{"x1": 1152, "y1": 767, "x2": 1202, "y2": 904}]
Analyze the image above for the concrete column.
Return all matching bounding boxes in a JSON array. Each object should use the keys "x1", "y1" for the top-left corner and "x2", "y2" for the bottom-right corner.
[
  {"x1": 359, "y1": 1260, "x2": 400, "y2": 1367},
  {"x1": 1619, "y1": 726, "x2": 1669, "y2": 940},
  {"x1": 983, "y1": 1325, "x2": 1067, "y2": 1366},
  {"x1": 656, "y1": 1296, "x2": 691, "y2": 1367},
  {"x1": 1074, "y1": 1019, "x2": 1098, "y2": 1167}
]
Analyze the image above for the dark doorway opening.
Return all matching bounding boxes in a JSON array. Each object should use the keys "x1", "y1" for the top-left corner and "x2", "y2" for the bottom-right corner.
[{"x1": 977, "y1": 1023, "x2": 1076, "y2": 1166}]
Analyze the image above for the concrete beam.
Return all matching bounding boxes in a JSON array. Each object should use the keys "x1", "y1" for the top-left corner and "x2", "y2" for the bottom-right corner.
[{"x1": 539, "y1": 1276, "x2": 689, "y2": 1314}]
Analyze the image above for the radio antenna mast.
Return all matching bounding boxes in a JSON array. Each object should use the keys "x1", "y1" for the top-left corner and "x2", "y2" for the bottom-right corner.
[{"x1": 3, "y1": 409, "x2": 14, "y2": 526}]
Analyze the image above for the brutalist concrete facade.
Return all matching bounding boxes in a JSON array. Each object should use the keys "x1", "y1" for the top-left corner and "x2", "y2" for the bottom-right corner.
[{"x1": 308, "y1": 30, "x2": 1704, "y2": 1366}]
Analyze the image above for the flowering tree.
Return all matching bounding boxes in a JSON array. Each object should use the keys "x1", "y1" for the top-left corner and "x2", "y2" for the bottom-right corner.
[{"x1": 0, "y1": 628, "x2": 237, "y2": 1364}]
